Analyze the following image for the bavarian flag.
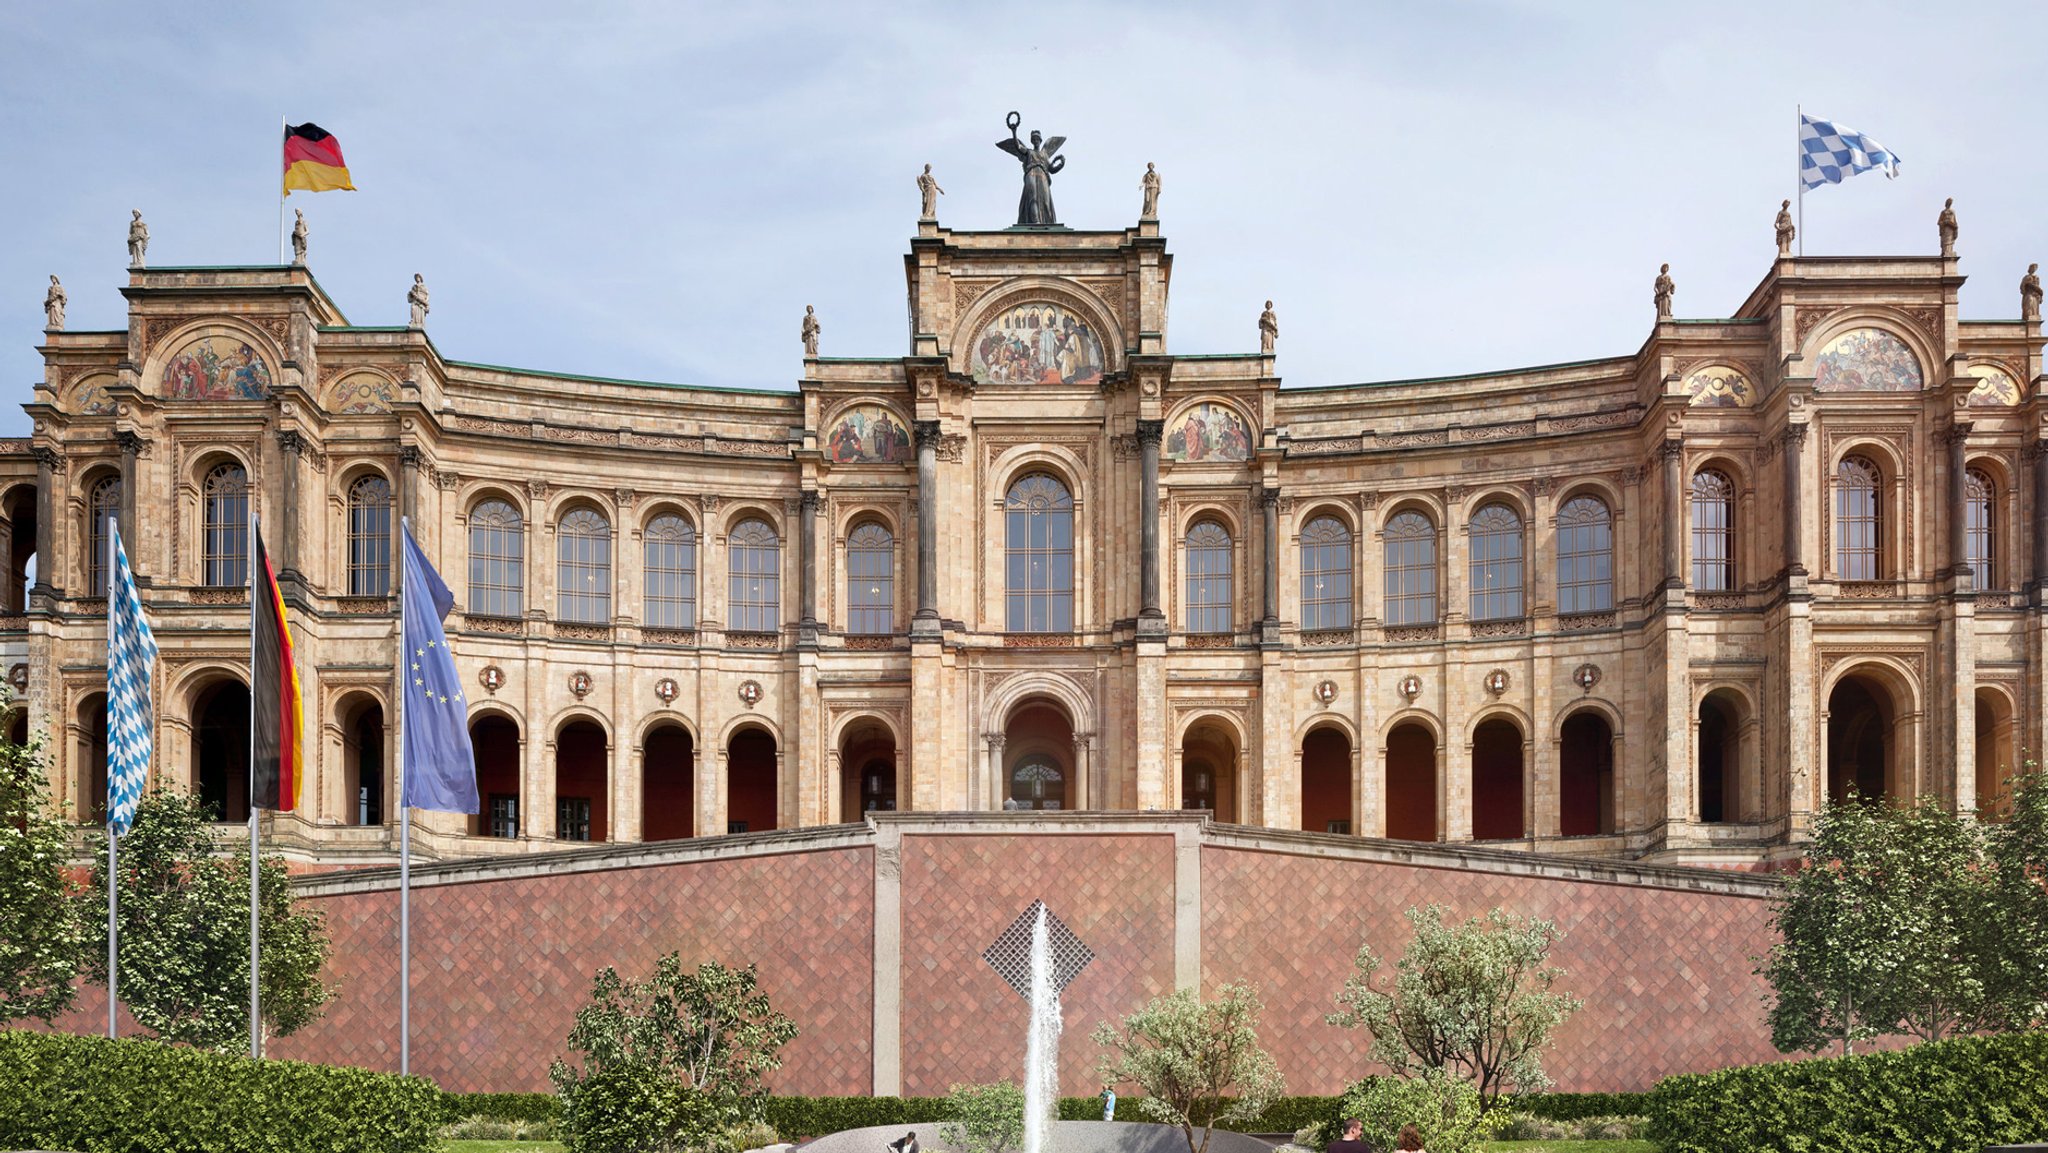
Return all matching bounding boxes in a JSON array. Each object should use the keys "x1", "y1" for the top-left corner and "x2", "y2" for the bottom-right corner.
[
  {"x1": 251, "y1": 528, "x2": 304, "y2": 811},
  {"x1": 283, "y1": 122, "x2": 355, "y2": 195}
]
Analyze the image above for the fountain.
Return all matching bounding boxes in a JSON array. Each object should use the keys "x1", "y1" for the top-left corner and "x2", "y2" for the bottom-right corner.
[{"x1": 1023, "y1": 903, "x2": 1063, "y2": 1153}]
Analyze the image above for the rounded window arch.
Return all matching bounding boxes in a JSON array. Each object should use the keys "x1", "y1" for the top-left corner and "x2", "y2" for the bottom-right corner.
[
  {"x1": 1005, "y1": 474, "x2": 1074, "y2": 632},
  {"x1": 1468, "y1": 503, "x2": 1524, "y2": 620},
  {"x1": 644, "y1": 512, "x2": 697, "y2": 629},
  {"x1": 467, "y1": 497, "x2": 524, "y2": 618},
  {"x1": 1555, "y1": 494, "x2": 1613, "y2": 614},
  {"x1": 1300, "y1": 514, "x2": 1353, "y2": 631},
  {"x1": 201, "y1": 461, "x2": 249, "y2": 587},
  {"x1": 1964, "y1": 467, "x2": 1996, "y2": 590},
  {"x1": 1184, "y1": 519, "x2": 1232, "y2": 634},
  {"x1": 346, "y1": 473, "x2": 393, "y2": 597},
  {"x1": 1834, "y1": 455, "x2": 1883, "y2": 580},
  {"x1": 846, "y1": 519, "x2": 895, "y2": 635},
  {"x1": 86, "y1": 471, "x2": 121, "y2": 597},
  {"x1": 728, "y1": 518, "x2": 781, "y2": 634},
  {"x1": 556, "y1": 506, "x2": 613, "y2": 624},
  {"x1": 1691, "y1": 469, "x2": 1735, "y2": 591},
  {"x1": 1383, "y1": 509, "x2": 1438, "y2": 626}
]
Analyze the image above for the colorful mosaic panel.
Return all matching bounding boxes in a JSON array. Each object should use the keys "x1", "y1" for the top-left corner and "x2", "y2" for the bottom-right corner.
[
  {"x1": 1967, "y1": 363, "x2": 2022, "y2": 407},
  {"x1": 1685, "y1": 367, "x2": 1753, "y2": 408},
  {"x1": 1812, "y1": 328, "x2": 1922, "y2": 392},
  {"x1": 969, "y1": 302, "x2": 1104, "y2": 387},
  {"x1": 328, "y1": 373, "x2": 398, "y2": 414},
  {"x1": 824, "y1": 404, "x2": 911, "y2": 464},
  {"x1": 161, "y1": 335, "x2": 273, "y2": 400},
  {"x1": 1166, "y1": 402, "x2": 1254, "y2": 461}
]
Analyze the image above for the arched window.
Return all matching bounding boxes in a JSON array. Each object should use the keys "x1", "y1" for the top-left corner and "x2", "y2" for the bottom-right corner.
[
  {"x1": 1004, "y1": 474, "x2": 1074, "y2": 632},
  {"x1": 556, "y1": 507, "x2": 612, "y2": 624},
  {"x1": 1383, "y1": 511, "x2": 1437, "y2": 626},
  {"x1": 202, "y1": 462, "x2": 249, "y2": 587},
  {"x1": 1835, "y1": 456, "x2": 1882, "y2": 581},
  {"x1": 1184, "y1": 520, "x2": 1233, "y2": 634},
  {"x1": 467, "y1": 499, "x2": 524, "y2": 618},
  {"x1": 346, "y1": 474, "x2": 392, "y2": 596},
  {"x1": 1299, "y1": 516, "x2": 1353, "y2": 631},
  {"x1": 87, "y1": 474, "x2": 120, "y2": 597},
  {"x1": 644, "y1": 514, "x2": 697, "y2": 629},
  {"x1": 1690, "y1": 470, "x2": 1734, "y2": 591},
  {"x1": 1965, "y1": 468, "x2": 1995, "y2": 589},
  {"x1": 728, "y1": 519, "x2": 781, "y2": 633},
  {"x1": 846, "y1": 521, "x2": 895, "y2": 635},
  {"x1": 1555, "y1": 495, "x2": 1613, "y2": 614},
  {"x1": 1468, "y1": 504, "x2": 1524, "y2": 620}
]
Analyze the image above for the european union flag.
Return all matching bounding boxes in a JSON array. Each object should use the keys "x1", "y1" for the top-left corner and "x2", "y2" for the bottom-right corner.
[{"x1": 401, "y1": 519, "x2": 477, "y2": 814}]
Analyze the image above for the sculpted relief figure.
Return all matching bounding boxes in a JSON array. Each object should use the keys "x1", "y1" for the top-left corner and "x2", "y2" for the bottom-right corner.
[
  {"x1": 291, "y1": 209, "x2": 309, "y2": 264},
  {"x1": 408, "y1": 273, "x2": 430, "y2": 328},
  {"x1": 1938, "y1": 197, "x2": 1959, "y2": 258},
  {"x1": 996, "y1": 111, "x2": 1065, "y2": 227},
  {"x1": 1258, "y1": 300, "x2": 1278, "y2": 354},
  {"x1": 43, "y1": 275, "x2": 65, "y2": 331},
  {"x1": 917, "y1": 164, "x2": 944, "y2": 221},
  {"x1": 127, "y1": 210, "x2": 149, "y2": 269},
  {"x1": 2023, "y1": 263, "x2": 2042, "y2": 322},
  {"x1": 801, "y1": 305, "x2": 820, "y2": 357},
  {"x1": 1775, "y1": 199, "x2": 1795, "y2": 257},
  {"x1": 1654, "y1": 263, "x2": 1675, "y2": 318},
  {"x1": 1141, "y1": 162, "x2": 1161, "y2": 219}
]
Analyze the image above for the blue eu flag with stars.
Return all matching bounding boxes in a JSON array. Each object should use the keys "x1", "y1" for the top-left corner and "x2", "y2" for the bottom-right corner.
[{"x1": 401, "y1": 518, "x2": 477, "y2": 813}]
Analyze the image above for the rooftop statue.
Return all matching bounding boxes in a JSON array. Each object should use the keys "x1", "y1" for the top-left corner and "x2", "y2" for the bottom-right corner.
[
  {"x1": 802, "y1": 305, "x2": 820, "y2": 357},
  {"x1": 917, "y1": 164, "x2": 945, "y2": 221},
  {"x1": 1259, "y1": 300, "x2": 1278, "y2": 354},
  {"x1": 1141, "y1": 163, "x2": 1161, "y2": 219},
  {"x1": 1938, "y1": 197, "x2": 1959, "y2": 258},
  {"x1": 2022, "y1": 263, "x2": 2041, "y2": 322},
  {"x1": 996, "y1": 112, "x2": 1065, "y2": 227},
  {"x1": 1654, "y1": 263, "x2": 1675, "y2": 319},
  {"x1": 291, "y1": 210, "x2": 309, "y2": 265},
  {"x1": 44, "y1": 275, "x2": 65, "y2": 331},
  {"x1": 408, "y1": 273, "x2": 430, "y2": 328},
  {"x1": 128, "y1": 210, "x2": 149, "y2": 269},
  {"x1": 1775, "y1": 199, "x2": 1795, "y2": 257}
]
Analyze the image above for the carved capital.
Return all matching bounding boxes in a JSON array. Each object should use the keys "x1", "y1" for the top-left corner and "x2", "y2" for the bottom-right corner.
[
  {"x1": 914, "y1": 419, "x2": 943, "y2": 450},
  {"x1": 2024, "y1": 438, "x2": 2048, "y2": 464},
  {"x1": 114, "y1": 429, "x2": 146, "y2": 457},
  {"x1": 1781, "y1": 422, "x2": 1810, "y2": 450},
  {"x1": 1260, "y1": 487, "x2": 1281, "y2": 510},
  {"x1": 276, "y1": 429, "x2": 306, "y2": 456},
  {"x1": 800, "y1": 489, "x2": 822, "y2": 512},
  {"x1": 527, "y1": 478, "x2": 552, "y2": 501},
  {"x1": 1531, "y1": 475, "x2": 1558, "y2": 497},
  {"x1": 614, "y1": 487, "x2": 637, "y2": 508},
  {"x1": 30, "y1": 446, "x2": 62, "y2": 471},
  {"x1": 1658, "y1": 438, "x2": 1686, "y2": 461},
  {"x1": 398, "y1": 444, "x2": 424, "y2": 470},
  {"x1": 699, "y1": 492, "x2": 722, "y2": 512},
  {"x1": 1134, "y1": 418, "x2": 1164, "y2": 447},
  {"x1": 1942, "y1": 421, "x2": 1974, "y2": 447},
  {"x1": 984, "y1": 733, "x2": 1007, "y2": 751}
]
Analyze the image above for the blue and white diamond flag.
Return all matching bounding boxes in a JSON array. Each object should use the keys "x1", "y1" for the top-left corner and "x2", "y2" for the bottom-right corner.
[
  {"x1": 1800, "y1": 114, "x2": 1902, "y2": 190},
  {"x1": 105, "y1": 523, "x2": 157, "y2": 836}
]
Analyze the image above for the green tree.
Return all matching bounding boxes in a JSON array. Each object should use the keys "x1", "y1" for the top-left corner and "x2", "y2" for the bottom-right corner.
[
  {"x1": 0, "y1": 719, "x2": 83, "y2": 1025},
  {"x1": 1337, "y1": 1073, "x2": 1503, "y2": 1153},
  {"x1": 1092, "y1": 982, "x2": 1284, "y2": 1153},
  {"x1": 942, "y1": 1081, "x2": 1026, "y2": 1153},
  {"x1": 1983, "y1": 759, "x2": 2048, "y2": 1030},
  {"x1": 1326, "y1": 904, "x2": 1580, "y2": 1110},
  {"x1": 76, "y1": 788, "x2": 331, "y2": 1050}
]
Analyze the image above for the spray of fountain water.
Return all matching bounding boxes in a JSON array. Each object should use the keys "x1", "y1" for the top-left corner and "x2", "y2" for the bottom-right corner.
[{"x1": 1023, "y1": 902, "x2": 1063, "y2": 1153}]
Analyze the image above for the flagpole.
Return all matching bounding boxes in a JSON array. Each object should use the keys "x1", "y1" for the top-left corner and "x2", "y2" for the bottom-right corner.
[
  {"x1": 277, "y1": 116, "x2": 287, "y2": 264},
  {"x1": 249, "y1": 506, "x2": 261, "y2": 1060},
  {"x1": 398, "y1": 515, "x2": 411, "y2": 1078},
  {"x1": 106, "y1": 516, "x2": 119, "y2": 1041},
  {"x1": 1796, "y1": 105, "x2": 1804, "y2": 258}
]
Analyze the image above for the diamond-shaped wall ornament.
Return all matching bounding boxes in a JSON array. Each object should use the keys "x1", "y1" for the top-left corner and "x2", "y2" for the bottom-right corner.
[{"x1": 982, "y1": 899, "x2": 1094, "y2": 1000}]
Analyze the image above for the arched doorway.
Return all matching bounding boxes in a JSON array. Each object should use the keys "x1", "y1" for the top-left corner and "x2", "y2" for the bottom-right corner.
[
  {"x1": 469, "y1": 714, "x2": 521, "y2": 838},
  {"x1": 1826, "y1": 674, "x2": 1895, "y2": 804},
  {"x1": 554, "y1": 720, "x2": 608, "y2": 842},
  {"x1": 76, "y1": 693, "x2": 108, "y2": 825},
  {"x1": 1697, "y1": 690, "x2": 1744, "y2": 823},
  {"x1": 642, "y1": 725, "x2": 694, "y2": 841},
  {"x1": 1003, "y1": 700, "x2": 1074, "y2": 810},
  {"x1": 338, "y1": 695, "x2": 385, "y2": 827},
  {"x1": 1559, "y1": 711, "x2": 1614, "y2": 836},
  {"x1": 1180, "y1": 719, "x2": 1238, "y2": 822},
  {"x1": 1471, "y1": 717, "x2": 1525, "y2": 840},
  {"x1": 5, "y1": 485, "x2": 35, "y2": 612},
  {"x1": 1385, "y1": 722, "x2": 1437, "y2": 842},
  {"x1": 1975, "y1": 688, "x2": 2014, "y2": 818},
  {"x1": 191, "y1": 679, "x2": 250, "y2": 822},
  {"x1": 840, "y1": 719, "x2": 898, "y2": 821},
  {"x1": 1301, "y1": 727, "x2": 1351, "y2": 834},
  {"x1": 727, "y1": 728, "x2": 778, "y2": 833}
]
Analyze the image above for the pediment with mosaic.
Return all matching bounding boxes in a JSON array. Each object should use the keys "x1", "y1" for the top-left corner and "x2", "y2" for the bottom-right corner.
[
  {"x1": 1966, "y1": 363, "x2": 2022, "y2": 407},
  {"x1": 326, "y1": 372, "x2": 399, "y2": 415},
  {"x1": 159, "y1": 334, "x2": 274, "y2": 400},
  {"x1": 967, "y1": 298, "x2": 1106, "y2": 386},
  {"x1": 1684, "y1": 365, "x2": 1754, "y2": 408},
  {"x1": 1812, "y1": 327, "x2": 1923, "y2": 393}
]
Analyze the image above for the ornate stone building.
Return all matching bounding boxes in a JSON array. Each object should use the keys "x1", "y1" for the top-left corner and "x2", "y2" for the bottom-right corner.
[{"x1": 10, "y1": 203, "x2": 2044, "y2": 869}]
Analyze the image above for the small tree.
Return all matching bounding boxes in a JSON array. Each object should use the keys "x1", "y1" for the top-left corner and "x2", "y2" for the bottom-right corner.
[
  {"x1": 76, "y1": 788, "x2": 331, "y2": 1050},
  {"x1": 1981, "y1": 759, "x2": 2048, "y2": 1031},
  {"x1": 942, "y1": 1081, "x2": 1026, "y2": 1153},
  {"x1": 1338, "y1": 1073, "x2": 1502, "y2": 1153},
  {"x1": 1092, "y1": 982, "x2": 1284, "y2": 1153},
  {"x1": 0, "y1": 720, "x2": 83, "y2": 1025},
  {"x1": 1326, "y1": 904, "x2": 1580, "y2": 1110}
]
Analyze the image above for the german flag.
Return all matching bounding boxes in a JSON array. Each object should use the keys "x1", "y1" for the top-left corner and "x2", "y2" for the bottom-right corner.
[
  {"x1": 283, "y1": 122, "x2": 354, "y2": 195},
  {"x1": 251, "y1": 529, "x2": 304, "y2": 811}
]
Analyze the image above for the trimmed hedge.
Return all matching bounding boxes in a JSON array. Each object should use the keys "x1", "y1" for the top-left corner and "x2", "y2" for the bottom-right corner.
[
  {"x1": 0, "y1": 1028, "x2": 445, "y2": 1153},
  {"x1": 763, "y1": 1095, "x2": 953, "y2": 1137},
  {"x1": 445, "y1": 1090, "x2": 562, "y2": 1123},
  {"x1": 1508, "y1": 1091, "x2": 1652, "y2": 1121},
  {"x1": 1647, "y1": 1031, "x2": 2048, "y2": 1153}
]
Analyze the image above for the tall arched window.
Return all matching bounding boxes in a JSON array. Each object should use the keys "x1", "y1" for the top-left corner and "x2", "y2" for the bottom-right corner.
[
  {"x1": 1468, "y1": 504, "x2": 1524, "y2": 620},
  {"x1": 1005, "y1": 474, "x2": 1074, "y2": 632},
  {"x1": 346, "y1": 474, "x2": 392, "y2": 596},
  {"x1": 728, "y1": 519, "x2": 781, "y2": 633},
  {"x1": 467, "y1": 499, "x2": 524, "y2": 618},
  {"x1": 1184, "y1": 520, "x2": 1233, "y2": 634},
  {"x1": 202, "y1": 462, "x2": 249, "y2": 588},
  {"x1": 556, "y1": 507, "x2": 612, "y2": 624},
  {"x1": 846, "y1": 521, "x2": 895, "y2": 635},
  {"x1": 1835, "y1": 456, "x2": 1882, "y2": 581},
  {"x1": 1383, "y1": 511, "x2": 1437, "y2": 626},
  {"x1": 1299, "y1": 516, "x2": 1353, "y2": 631},
  {"x1": 1690, "y1": 470, "x2": 1734, "y2": 591},
  {"x1": 87, "y1": 474, "x2": 120, "y2": 597},
  {"x1": 1965, "y1": 467, "x2": 1995, "y2": 589},
  {"x1": 1555, "y1": 495, "x2": 1613, "y2": 614},
  {"x1": 644, "y1": 513, "x2": 697, "y2": 629}
]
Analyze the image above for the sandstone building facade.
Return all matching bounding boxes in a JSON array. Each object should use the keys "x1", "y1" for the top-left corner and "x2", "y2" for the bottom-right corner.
[{"x1": 11, "y1": 208, "x2": 2044, "y2": 868}]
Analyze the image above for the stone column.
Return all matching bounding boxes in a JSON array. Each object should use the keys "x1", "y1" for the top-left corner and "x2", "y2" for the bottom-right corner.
[
  {"x1": 1260, "y1": 487, "x2": 1280, "y2": 623},
  {"x1": 1137, "y1": 419, "x2": 1164, "y2": 622},
  {"x1": 799, "y1": 489, "x2": 820, "y2": 632},
  {"x1": 116, "y1": 431, "x2": 142, "y2": 578},
  {"x1": 2033, "y1": 439, "x2": 2048, "y2": 594},
  {"x1": 1073, "y1": 733, "x2": 1094, "y2": 810},
  {"x1": 397, "y1": 445, "x2": 422, "y2": 533},
  {"x1": 30, "y1": 447, "x2": 59, "y2": 599},
  {"x1": 275, "y1": 430, "x2": 304, "y2": 582},
  {"x1": 914, "y1": 420, "x2": 940, "y2": 625},
  {"x1": 1660, "y1": 439, "x2": 1684, "y2": 588},
  {"x1": 0, "y1": 512, "x2": 13, "y2": 612},
  {"x1": 983, "y1": 734, "x2": 1006, "y2": 811},
  {"x1": 1947, "y1": 423, "x2": 1973, "y2": 585},
  {"x1": 1782, "y1": 423, "x2": 1808, "y2": 575}
]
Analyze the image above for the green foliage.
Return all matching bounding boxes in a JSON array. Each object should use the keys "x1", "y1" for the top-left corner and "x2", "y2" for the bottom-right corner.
[
  {"x1": 0, "y1": 1027, "x2": 444, "y2": 1153},
  {"x1": 1337, "y1": 1073, "x2": 1504, "y2": 1153},
  {"x1": 556, "y1": 1061, "x2": 737, "y2": 1153},
  {"x1": 942, "y1": 1081, "x2": 1026, "y2": 1153},
  {"x1": 1503, "y1": 1092, "x2": 1651, "y2": 1122},
  {"x1": 1327, "y1": 904, "x2": 1581, "y2": 1108},
  {"x1": 0, "y1": 719, "x2": 83, "y2": 1025},
  {"x1": 445, "y1": 1090, "x2": 565, "y2": 1123},
  {"x1": 1092, "y1": 982, "x2": 1286, "y2": 1153},
  {"x1": 75, "y1": 788, "x2": 331, "y2": 1050},
  {"x1": 1493, "y1": 1113, "x2": 1645, "y2": 1141},
  {"x1": 442, "y1": 1115, "x2": 562, "y2": 1142},
  {"x1": 1646, "y1": 1030, "x2": 2048, "y2": 1153},
  {"x1": 760, "y1": 1095, "x2": 951, "y2": 1138},
  {"x1": 1985, "y1": 759, "x2": 2048, "y2": 1027}
]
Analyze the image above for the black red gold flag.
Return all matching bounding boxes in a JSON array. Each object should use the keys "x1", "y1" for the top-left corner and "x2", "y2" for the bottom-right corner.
[
  {"x1": 251, "y1": 530, "x2": 304, "y2": 811},
  {"x1": 283, "y1": 122, "x2": 355, "y2": 194}
]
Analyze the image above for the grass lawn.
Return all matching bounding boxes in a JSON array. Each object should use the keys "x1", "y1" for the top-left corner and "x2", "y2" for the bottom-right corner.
[
  {"x1": 439, "y1": 1141, "x2": 566, "y2": 1153},
  {"x1": 1481, "y1": 1142, "x2": 1656, "y2": 1153}
]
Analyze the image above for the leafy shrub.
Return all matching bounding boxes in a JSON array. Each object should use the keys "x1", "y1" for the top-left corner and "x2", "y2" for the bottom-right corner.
[
  {"x1": 1506, "y1": 1091, "x2": 1651, "y2": 1120},
  {"x1": 943, "y1": 1082, "x2": 1026, "y2": 1153},
  {"x1": 1495, "y1": 1113, "x2": 1643, "y2": 1141},
  {"x1": 0, "y1": 1027, "x2": 444, "y2": 1153},
  {"x1": 761, "y1": 1096, "x2": 952, "y2": 1139},
  {"x1": 561, "y1": 1061, "x2": 739, "y2": 1153},
  {"x1": 445, "y1": 1090, "x2": 563, "y2": 1123},
  {"x1": 1647, "y1": 1032, "x2": 2048, "y2": 1153},
  {"x1": 442, "y1": 1116, "x2": 562, "y2": 1141},
  {"x1": 1336, "y1": 1075, "x2": 1503, "y2": 1153}
]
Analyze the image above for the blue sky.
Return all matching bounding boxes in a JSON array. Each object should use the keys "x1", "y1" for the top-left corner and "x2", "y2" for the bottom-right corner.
[{"x1": 2, "y1": 2, "x2": 2042, "y2": 438}]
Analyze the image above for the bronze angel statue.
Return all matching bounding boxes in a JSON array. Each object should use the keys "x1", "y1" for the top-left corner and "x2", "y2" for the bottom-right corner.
[{"x1": 997, "y1": 112, "x2": 1065, "y2": 226}]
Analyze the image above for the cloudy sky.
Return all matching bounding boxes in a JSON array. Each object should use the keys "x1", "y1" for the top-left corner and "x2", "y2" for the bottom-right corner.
[{"x1": 2, "y1": 3, "x2": 2042, "y2": 438}]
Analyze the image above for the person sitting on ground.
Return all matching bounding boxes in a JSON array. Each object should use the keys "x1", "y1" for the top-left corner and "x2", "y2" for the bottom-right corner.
[
  {"x1": 887, "y1": 1131, "x2": 919, "y2": 1153},
  {"x1": 1324, "y1": 1118, "x2": 1371, "y2": 1153},
  {"x1": 1395, "y1": 1124, "x2": 1425, "y2": 1153}
]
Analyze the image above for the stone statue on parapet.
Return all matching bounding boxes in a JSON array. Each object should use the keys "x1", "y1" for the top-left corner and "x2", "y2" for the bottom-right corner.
[
  {"x1": 802, "y1": 305, "x2": 820, "y2": 357},
  {"x1": 1141, "y1": 163, "x2": 1161, "y2": 219},
  {"x1": 291, "y1": 210, "x2": 309, "y2": 265},
  {"x1": 1654, "y1": 263, "x2": 1675, "y2": 319},
  {"x1": 128, "y1": 210, "x2": 149, "y2": 269},
  {"x1": 1938, "y1": 197, "x2": 1959, "y2": 258},
  {"x1": 917, "y1": 164, "x2": 945, "y2": 221},
  {"x1": 2023, "y1": 263, "x2": 2042, "y2": 322},
  {"x1": 1775, "y1": 199, "x2": 1795, "y2": 257},
  {"x1": 1259, "y1": 300, "x2": 1278, "y2": 354},
  {"x1": 996, "y1": 112, "x2": 1065, "y2": 227},
  {"x1": 44, "y1": 276, "x2": 65, "y2": 331},
  {"x1": 408, "y1": 273, "x2": 430, "y2": 328}
]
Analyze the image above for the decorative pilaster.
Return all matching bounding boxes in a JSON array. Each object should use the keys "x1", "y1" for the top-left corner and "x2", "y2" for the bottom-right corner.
[
  {"x1": 115, "y1": 431, "x2": 143, "y2": 578},
  {"x1": 1782, "y1": 423, "x2": 1808, "y2": 576},
  {"x1": 275, "y1": 429, "x2": 305, "y2": 583},
  {"x1": 397, "y1": 444, "x2": 424, "y2": 531},
  {"x1": 2032, "y1": 439, "x2": 2048, "y2": 598},
  {"x1": 1945, "y1": 421, "x2": 1974, "y2": 585},
  {"x1": 29, "y1": 447, "x2": 60, "y2": 600},
  {"x1": 913, "y1": 420, "x2": 941, "y2": 628},
  {"x1": 1260, "y1": 487, "x2": 1281, "y2": 625},
  {"x1": 1659, "y1": 439, "x2": 1685, "y2": 589},
  {"x1": 1137, "y1": 419, "x2": 1164, "y2": 626},
  {"x1": 799, "y1": 489, "x2": 821, "y2": 640}
]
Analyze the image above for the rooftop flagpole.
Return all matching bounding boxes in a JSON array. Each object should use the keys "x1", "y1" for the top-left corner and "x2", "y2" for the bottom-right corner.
[
  {"x1": 277, "y1": 116, "x2": 287, "y2": 264},
  {"x1": 1796, "y1": 105, "x2": 1804, "y2": 258}
]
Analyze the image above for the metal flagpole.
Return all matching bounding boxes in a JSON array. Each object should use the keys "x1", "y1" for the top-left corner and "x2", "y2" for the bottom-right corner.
[
  {"x1": 107, "y1": 515, "x2": 119, "y2": 1040},
  {"x1": 277, "y1": 117, "x2": 288, "y2": 264},
  {"x1": 249, "y1": 506, "x2": 261, "y2": 1060},
  {"x1": 398, "y1": 516, "x2": 410, "y2": 1077},
  {"x1": 1796, "y1": 105, "x2": 1804, "y2": 258}
]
